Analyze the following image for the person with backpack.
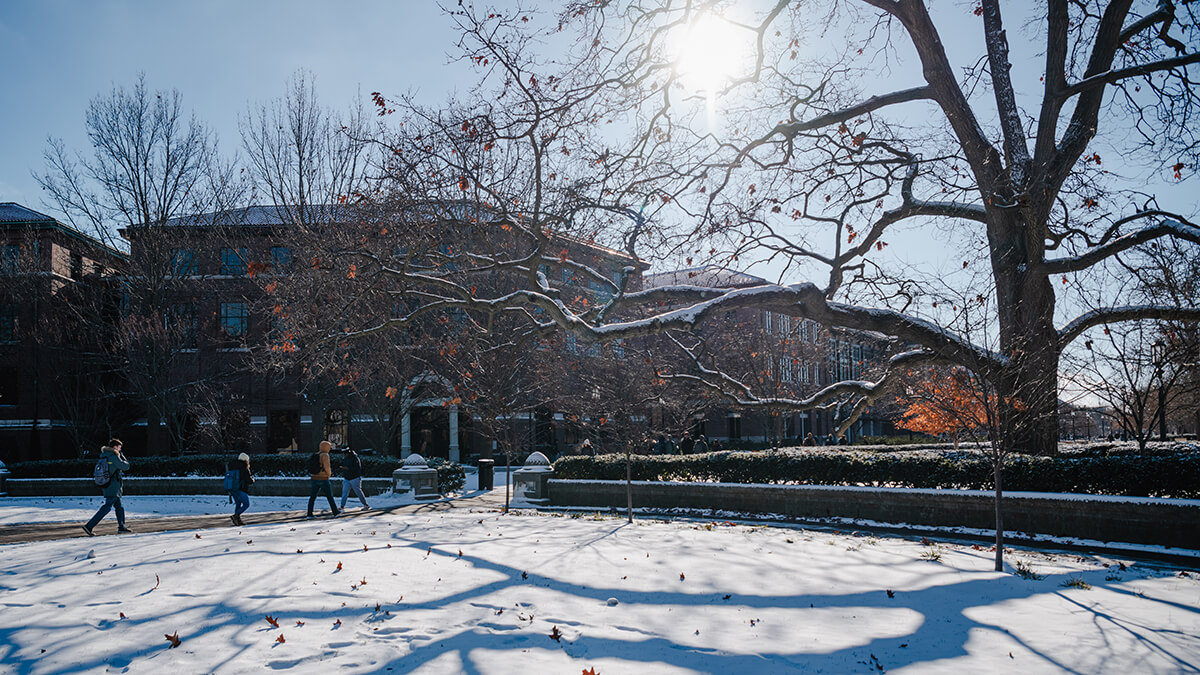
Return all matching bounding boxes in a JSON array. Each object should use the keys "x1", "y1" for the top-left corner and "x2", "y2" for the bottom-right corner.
[
  {"x1": 227, "y1": 453, "x2": 255, "y2": 526},
  {"x1": 338, "y1": 448, "x2": 370, "y2": 511},
  {"x1": 82, "y1": 439, "x2": 132, "y2": 536},
  {"x1": 306, "y1": 440, "x2": 340, "y2": 519}
]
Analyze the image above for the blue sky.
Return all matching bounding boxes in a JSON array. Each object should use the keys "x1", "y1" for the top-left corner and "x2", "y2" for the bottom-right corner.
[{"x1": 0, "y1": 1, "x2": 466, "y2": 210}]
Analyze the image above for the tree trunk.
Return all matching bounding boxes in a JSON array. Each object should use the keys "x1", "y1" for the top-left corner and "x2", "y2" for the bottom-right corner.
[{"x1": 992, "y1": 213, "x2": 1060, "y2": 456}]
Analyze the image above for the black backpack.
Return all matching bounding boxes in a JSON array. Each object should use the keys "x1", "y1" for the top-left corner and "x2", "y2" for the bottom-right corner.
[{"x1": 306, "y1": 452, "x2": 323, "y2": 474}]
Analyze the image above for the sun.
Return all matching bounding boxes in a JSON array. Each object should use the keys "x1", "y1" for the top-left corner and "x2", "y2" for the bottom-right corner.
[{"x1": 674, "y1": 13, "x2": 747, "y2": 95}]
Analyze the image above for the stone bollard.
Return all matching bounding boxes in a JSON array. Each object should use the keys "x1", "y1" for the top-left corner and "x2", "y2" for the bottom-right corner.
[
  {"x1": 512, "y1": 451, "x2": 553, "y2": 505},
  {"x1": 0, "y1": 460, "x2": 8, "y2": 497},
  {"x1": 391, "y1": 453, "x2": 440, "y2": 500}
]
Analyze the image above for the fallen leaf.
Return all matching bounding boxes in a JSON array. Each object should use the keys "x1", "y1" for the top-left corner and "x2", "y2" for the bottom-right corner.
[
  {"x1": 265, "y1": 615, "x2": 280, "y2": 628},
  {"x1": 680, "y1": 573, "x2": 686, "y2": 581},
  {"x1": 886, "y1": 590, "x2": 895, "y2": 598},
  {"x1": 295, "y1": 621, "x2": 304, "y2": 627},
  {"x1": 333, "y1": 619, "x2": 342, "y2": 628},
  {"x1": 164, "y1": 632, "x2": 181, "y2": 648},
  {"x1": 195, "y1": 534, "x2": 201, "y2": 539},
  {"x1": 275, "y1": 634, "x2": 286, "y2": 644},
  {"x1": 336, "y1": 562, "x2": 343, "y2": 572},
  {"x1": 549, "y1": 625, "x2": 563, "y2": 642},
  {"x1": 364, "y1": 545, "x2": 369, "y2": 552},
  {"x1": 119, "y1": 612, "x2": 127, "y2": 619}
]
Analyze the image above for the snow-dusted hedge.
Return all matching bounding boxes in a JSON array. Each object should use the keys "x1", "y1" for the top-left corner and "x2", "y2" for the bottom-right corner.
[{"x1": 552, "y1": 444, "x2": 1200, "y2": 498}]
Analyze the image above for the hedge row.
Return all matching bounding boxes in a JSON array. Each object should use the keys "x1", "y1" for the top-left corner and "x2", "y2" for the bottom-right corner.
[
  {"x1": 551, "y1": 447, "x2": 1200, "y2": 498},
  {"x1": 7, "y1": 453, "x2": 467, "y2": 494}
]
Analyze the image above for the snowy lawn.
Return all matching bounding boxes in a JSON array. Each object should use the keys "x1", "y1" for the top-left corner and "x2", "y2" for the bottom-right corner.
[{"x1": 1, "y1": 508, "x2": 1198, "y2": 674}]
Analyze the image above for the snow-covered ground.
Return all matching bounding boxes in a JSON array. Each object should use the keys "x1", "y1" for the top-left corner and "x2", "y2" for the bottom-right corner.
[{"x1": 1, "y1": 503, "x2": 1198, "y2": 673}]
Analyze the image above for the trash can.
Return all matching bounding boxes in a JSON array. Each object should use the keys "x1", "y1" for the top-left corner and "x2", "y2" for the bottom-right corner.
[{"x1": 477, "y1": 459, "x2": 494, "y2": 491}]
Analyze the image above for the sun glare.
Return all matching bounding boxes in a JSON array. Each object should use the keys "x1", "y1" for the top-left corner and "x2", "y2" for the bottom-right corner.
[
  {"x1": 676, "y1": 14, "x2": 743, "y2": 92},
  {"x1": 674, "y1": 13, "x2": 747, "y2": 127}
]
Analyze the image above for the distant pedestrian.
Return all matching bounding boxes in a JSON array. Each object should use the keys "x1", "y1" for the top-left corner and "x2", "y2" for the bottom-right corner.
[
  {"x1": 679, "y1": 434, "x2": 694, "y2": 455},
  {"x1": 653, "y1": 434, "x2": 669, "y2": 455},
  {"x1": 825, "y1": 433, "x2": 836, "y2": 446},
  {"x1": 711, "y1": 439, "x2": 723, "y2": 452},
  {"x1": 306, "y1": 440, "x2": 341, "y2": 519},
  {"x1": 693, "y1": 434, "x2": 710, "y2": 454},
  {"x1": 837, "y1": 434, "x2": 848, "y2": 446},
  {"x1": 338, "y1": 448, "x2": 370, "y2": 511},
  {"x1": 82, "y1": 440, "x2": 132, "y2": 536},
  {"x1": 803, "y1": 433, "x2": 816, "y2": 446},
  {"x1": 229, "y1": 452, "x2": 254, "y2": 526}
]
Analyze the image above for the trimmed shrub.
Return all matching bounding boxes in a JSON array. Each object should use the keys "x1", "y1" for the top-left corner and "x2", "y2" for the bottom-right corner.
[
  {"x1": 426, "y1": 457, "x2": 466, "y2": 493},
  {"x1": 552, "y1": 445, "x2": 1200, "y2": 498}
]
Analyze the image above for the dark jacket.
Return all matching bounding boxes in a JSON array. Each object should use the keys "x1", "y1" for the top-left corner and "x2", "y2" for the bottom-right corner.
[
  {"x1": 99, "y1": 447, "x2": 131, "y2": 499},
  {"x1": 340, "y1": 451, "x2": 362, "y2": 480},
  {"x1": 232, "y1": 461, "x2": 254, "y2": 492}
]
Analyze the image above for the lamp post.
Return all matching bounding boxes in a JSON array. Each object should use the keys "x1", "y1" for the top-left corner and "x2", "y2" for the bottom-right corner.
[{"x1": 1152, "y1": 339, "x2": 1167, "y2": 442}]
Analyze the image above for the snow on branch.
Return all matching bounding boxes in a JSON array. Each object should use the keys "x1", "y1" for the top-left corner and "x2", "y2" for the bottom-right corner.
[
  {"x1": 1040, "y1": 216, "x2": 1200, "y2": 274},
  {"x1": 1062, "y1": 52, "x2": 1200, "y2": 98},
  {"x1": 665, "y1": 343, "x2": 939, "y2": 434},
  {"x1": 1059, "y1": 304, "x2": 1200, "y2": 347},
  {"x1": 774, "y1": 86, "x2": 935, "y2": 138}
]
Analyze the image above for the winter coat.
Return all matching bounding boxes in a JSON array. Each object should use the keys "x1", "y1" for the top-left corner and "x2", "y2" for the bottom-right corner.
[
  {"x1": 311, "y1": 449, "x2": 332, "y2": 480},
  {"x1": 340, "y1": 451, "x2": 362, "y2": 480},
  {"x1": 233, "y1": 462, "x2": 254, "y2": 492},
  {"x1": 99, "y1": 448, "x2": 131, "y2": 499}
]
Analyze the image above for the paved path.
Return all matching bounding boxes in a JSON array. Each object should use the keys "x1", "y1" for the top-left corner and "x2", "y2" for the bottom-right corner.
[{"x1": 0, "y1": 491, "x2": 512, "y2": 546}]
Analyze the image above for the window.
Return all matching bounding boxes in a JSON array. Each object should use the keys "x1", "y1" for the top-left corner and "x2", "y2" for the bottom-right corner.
[
  {"x1": 764, "y1": 311, "x2": 772, "y2": 332},
  {"x1": 0, "y1": 304, "x2": 17, "y2": 342},
  {"x1": 2, "y1": 245, "x2": 20, "y2": 274},
  {"x1": 219, "y1": 301, "x2": 248, "y2": 338},
  {"x1": 727, "y1": 414, "x2": 742, "y2": 440},
  {"x1": 70, "y1": 252, "x2": 83, "y2": 280},
  {"x1": 561, "y1": 267, "x2": 573, "y2": 284},
  {"x1": 220, "y1": 247, "x2": 248, "y2": 276},
  {"x1": 0, "y1": 367, "x2": 17, "y2": 405},
  {"x1": 270, "y1": 246, "x2": 293, "y2": 273},
  {"x1": 168, "y1": 301, "x2": 198, "y2": 348},
  {"x1": 171, "y1": 248, "x2": 198, "y2": 276}
]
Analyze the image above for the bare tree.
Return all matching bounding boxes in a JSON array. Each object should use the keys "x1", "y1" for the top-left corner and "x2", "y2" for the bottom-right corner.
[
  {"x1": 240, "y1": 69, "x2": 371, "y2": 225},
  {"x1": 357, "y1": 2, "x2": 1200, "y2": 458},
  {"x1": 35, "y1": 75, "x2": 248, "y2": 455}
]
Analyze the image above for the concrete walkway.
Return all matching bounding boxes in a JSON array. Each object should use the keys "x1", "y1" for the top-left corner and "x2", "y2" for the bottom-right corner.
[{"x1": 0, "y1": 491, "x2": 512, "y2": 546}]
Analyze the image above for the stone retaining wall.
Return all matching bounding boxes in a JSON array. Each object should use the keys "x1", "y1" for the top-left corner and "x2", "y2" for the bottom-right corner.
[
  {"x1": 548, "y1": 480, "x2": 1200, "y2": 549},
  {"x1": 6, "y1": 477, "x2": 394, "y2": 498}
]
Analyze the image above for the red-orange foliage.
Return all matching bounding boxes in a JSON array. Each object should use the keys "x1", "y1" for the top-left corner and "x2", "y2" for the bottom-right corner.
[{"x1": 897, "y1": 370, "x2": 988, "y2": 438}]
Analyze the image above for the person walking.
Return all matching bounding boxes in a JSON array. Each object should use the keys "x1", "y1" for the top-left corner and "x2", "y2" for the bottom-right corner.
[
  {"x1": 679, "y1": 433, "x2": 694, "y2": 455},
  {"x1": 306, "y1": 440, "x2": 341, "y2": 519},
  {"x1": 338, "y1": 447, "x2": 370, "y2": 511},
  {"x1": 229, "y1": 452, "x2": 254, "y2": 526},
  {"x1": 803, "y1": 432, "x2": 816, "y2": 446},
  {"x1": 693, "y1": 434, "x2": 710, "y2": 454},
  {"x1": 82, "y1": 440, "x2": 132, "y2": 536}
]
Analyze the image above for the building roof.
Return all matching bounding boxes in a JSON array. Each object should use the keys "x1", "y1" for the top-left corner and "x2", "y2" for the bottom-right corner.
[
  {"x1": 0, "y1": 202, "x2": 57, "y2": 224},
  {"x1": 643, "y1": 266, "x2": 767, "y2": 289},
  {"x1": 158, "y1": 204, "x2": 353, "y2": 229},
  {"x1": 0, "y1": 202, "x2": 128, "y2": 260}
]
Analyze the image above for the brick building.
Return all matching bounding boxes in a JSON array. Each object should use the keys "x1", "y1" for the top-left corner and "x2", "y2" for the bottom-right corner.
[{"x1": 0, "y1": 203, "x2": 127, "y2": 462}]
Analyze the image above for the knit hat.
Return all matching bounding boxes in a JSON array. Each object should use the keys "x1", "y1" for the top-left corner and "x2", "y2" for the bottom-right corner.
[
  {"x1": 319, "y1": 440, "x2": 332, "y2": 453},
  {"x1": 237, "y1": 452, "x2": 250, "y2": 462}
]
